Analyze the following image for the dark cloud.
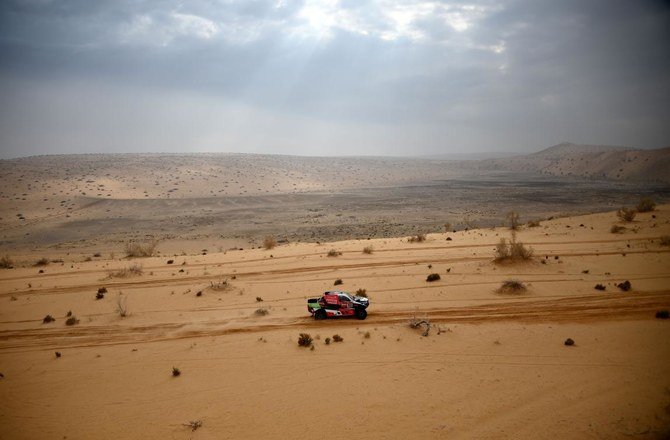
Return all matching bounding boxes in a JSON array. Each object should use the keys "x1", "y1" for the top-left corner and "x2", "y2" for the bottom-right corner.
[{"x1": 0, "y1": 0, "x2": 668, "y2": 158}]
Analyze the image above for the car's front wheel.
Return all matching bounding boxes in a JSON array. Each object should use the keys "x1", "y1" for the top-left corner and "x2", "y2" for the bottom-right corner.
[
  {"x1": 314, "y1": 309, "x2": 327, "y2": 320},
  {"x1": 355, "y1": 308, "x2": 367, "y2": 320}
]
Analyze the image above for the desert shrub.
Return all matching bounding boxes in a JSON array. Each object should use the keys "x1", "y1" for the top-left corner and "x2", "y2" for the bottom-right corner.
[
  {"x1": 255, "y1": 308, "x2": 269, "y2": 316},
  {"x1": 426, "y1": 273, "x2": 441, "y2": 282},
  {"x1": 167, "y1": 259, "x2": 174, "y2": 264},
  {"x1": 617, "y1": 280, "x2": 631, "y2": 291},
  {"x1": 107, "y1": 263, "x2": 143, "y2": 278},
  {"x1": 34, "y1": 257, "x2": 49, "y2": 267},
  {"x1": 409, "y1": 317, "x2": 431, "y2": 336},
  {"x1": 332, "y1": 334, "x2": 343, "y2": 342},
  {"x1": 594, "y1": 284, "x2": 606, "y2": 291},
  {"x1": 363, "y1": 331, "x2": 371, "y2": 339},
  {"x1": 616, "y1": 207, "x2": 636, "y2": 222},
  {"x1": 408, "y1": 234, "x2": 426, "y2": 243},
  {"x1": 172, "y1": 367, "x2": 181, "y2": 377},
  {"x1": 610, "y1": 225, "x2": 626, "y2": 234},
  {"x1": 564, "y1": 338, "x2": 575, "y2": 346},
  {"x1": 362, "y1": 246, "x2": 373, "y2": 254},
  {"x1": 96, "y1": 291, "x2": 105, "y2": 300},
  {"x1": 527, "y1": 220, "x2": 541, "y2": 228},
  {"x1": 443, "y1": 223, "x2": 451, "y2": 232},
  {"x1": 65, "y1": 316, "x2": 79, "y2": 326},
  {"x1": 263, "y1": 235, "x2": 277, "y2": 250},
  {"x1": 124, "y1": 239, "x2": 158, "y2": 258},
  {"x1": 184, "y1": 420, "x2": 202, "y2": 432},
  {"x1": 98, "y1": 287, "x2": 107, "y2": 294},
  {"x1": 356, "y1": 288, "x2": 367, "y2": 297},
  {"x1": 656, "y1": 310, "x2": 669, "y2": 319},
  {"x1": 327, "y1": 249, "x2": 342, "y2": 257},
  {"x1": 334, "y1": 278, "x2": 343, "y2": 286},
  {"x1": 0, "y1": 255, "x2": 13, "y2": 269},
  {"x1": 636, "y1": 197, "x2": 656, "y2": 213},
  {"x1": 496, "y1": 280, "x2": 527, "y2": 295},
  {"x1": 659, "y1": 236, "x2": 670, "y2": 246},
  {"x1": 43, "y1": 314, "x2": 55, "y2": 323},
  {"x1": 506, "y1": 212, "x2": 520, "y2": 230},
  {"x1": 495, "y1": 237, "x2": 533, "y2": 262},
  {"x1": 325, "y1": 337, "x2": 331, "y2": 345},
  {"x1": 256, "y1": 296, "x2": 263, "y2": 302},
  {"x1": 116, "y1": 296, "x2": 129, "y2": 317},
  {"x1": 298, "y1": 333, "x2": 313, "y2": 347}
]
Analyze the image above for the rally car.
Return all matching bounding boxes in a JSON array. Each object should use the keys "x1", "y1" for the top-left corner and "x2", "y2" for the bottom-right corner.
[{"x1": 307, "y1": 290, "x2": 369, "y2": 320}]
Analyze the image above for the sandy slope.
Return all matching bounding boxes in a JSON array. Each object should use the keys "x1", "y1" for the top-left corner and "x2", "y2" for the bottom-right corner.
[{"x1": 0, "y1": 207, "x2": 669, "y2": 439}]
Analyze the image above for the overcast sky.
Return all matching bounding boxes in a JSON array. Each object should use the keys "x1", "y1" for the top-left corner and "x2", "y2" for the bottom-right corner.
[{"x1": 0, "y1": 0, "x2": 669, "y2": 158}]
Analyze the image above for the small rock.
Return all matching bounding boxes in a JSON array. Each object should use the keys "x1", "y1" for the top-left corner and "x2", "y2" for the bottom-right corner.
[{"x1": 564, "y1": 338, "x2": 575, "y2": 346}]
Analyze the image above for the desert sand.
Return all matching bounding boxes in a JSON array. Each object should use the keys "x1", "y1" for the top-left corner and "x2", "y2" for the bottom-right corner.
[{"x1": 1, "y1": 200, "x2": 669, "y2": 439}]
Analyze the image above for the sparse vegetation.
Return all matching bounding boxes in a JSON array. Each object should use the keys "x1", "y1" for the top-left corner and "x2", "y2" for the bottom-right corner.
[
  {"x1": 209, "y1": 279, "x2": 231, "y2": 291},
  {"x1": 527, "y1": 220, "x2": 541, "y2": 228},
  {"x1": 362, "y1": 246, "x2": 373, "y2": 254},
  {"x1": 172, "y1": 367, "x2": 181, "y2": 377},
  {"x1": 494, "y1": 234, "x2": 533, "y2": 263},
  {"x1": 65, "y1": 316, "x2": 79, "y2": 326},
  {"x1": 124, "y1": 239, "x2": 158, "y2": 258},
  {"x1": 443, "y1": 223, "x2": 451, "y2": 232},
  {"x1": 610, "y1": 225, "x2": 626, "y2": 234},
  {"x1": 107, "y1": 263, "x2": 143, "y2": 278},
  {"x1": 408, "y1": 234, "x2": 426, "y2": 243},
  {"x1": 355, "y1": 288, "x2": 367, "y2": 297},
  {"x1": 334, "y1": 278, "x2": 343, "y2": 286},
  {"x1": 325, "y1": 337, "x2": 331, "y2": 345},
  {"x1": 636, "y1": 197, "x2": 656, "y2": 213},
  {"x1": 256, "y1": 296, "x2": 263, "y2": 302},
  {"x1": 363, "y1": 331, "x2": 371, "y2": 339},
  {"x1": 496, "y1": 280, "x2": 527, "y2": 295},
  {"x1": 327, "y1": 249, "x2": 342, "y2": 257},
  {"x1": 616, "y1": 207, "x2": 636, "y2": 222},
  {"x1": 255, "y1": 308, "x2": 269, "y2": 316},
  {"x1": 263, "y1": 235, "x2": 277, "y2": 250},
  {"x1": 298, "y1": 333, "x2": 313, "y2": 347},
  {"x1": 332, "y1": 334, "x2": 343, "y2": 342},
  {"x1": 43, "y1": 314, "x2": 55, "y2": 323},
  {"x1": 96, "y1": 291, "x2": 105, "y2": 300},
  {"x1": 426, "y1": 273, "x2": 441, "y2": 282},
  {"x1": 0, "y1": 255, "x2": 13, "y2": 269},
  {"x1": 594, "y1": 284, "x2": 606, "y2": 291}
]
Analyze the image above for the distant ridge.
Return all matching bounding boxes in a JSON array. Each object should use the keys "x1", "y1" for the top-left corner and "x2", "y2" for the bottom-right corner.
[{"x1": 474, "y1": 143, "x2": 670, "y2": 183}]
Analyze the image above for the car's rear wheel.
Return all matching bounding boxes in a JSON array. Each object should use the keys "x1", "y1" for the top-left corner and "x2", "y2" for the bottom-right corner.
[
  {"x1": 355, "y1": 308, "x2": 367, "y2": 320},
  {"x1": 314, "y1": 309, "x2": 327, "y2": 320}
]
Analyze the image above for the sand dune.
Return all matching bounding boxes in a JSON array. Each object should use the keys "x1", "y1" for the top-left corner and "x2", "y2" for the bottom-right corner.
[{"x1": 1, "y1": 206, "x2": 669, "y2": 439}]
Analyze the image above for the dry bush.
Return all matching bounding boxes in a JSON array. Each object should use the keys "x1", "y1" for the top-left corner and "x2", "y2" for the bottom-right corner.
[
  {"x1": 494, "y1": 237, "x2": 533, "y2": 263},
  {"x1": 443, "y1": 223, "x2": 451, "y2": 232},
  {"x1": 107, "y1": 263, "x2": 143, "y2": 278},
  {"x1": 34, "y1": 257, "x2": 49, "y2": 267},
  {"x1": 65, "y1": 316, "x2": 79, "y2": 326},
  {"x1": 617, "y1": 280, "x2": 632, "y2": 291},
  {"x1": 327, "y1": 249, "x2": 342, "y2": 257},
  {"x1": 172, "y1": 367, "x2": 181, "y2": 377},
  {"x1": 334, "y1": 278, "x2": 343, "y2": 286},
  {"x1": 527, "y1": 220, "x2": 541, "y2": 228},
  {"x1": 659, "y1": 236, "x2": 670, "y2": 246},
  {"x1": 298, "y1": 333, "x2": 313, "y2": 347},
  {"x1": 355, "y1": 288, "x2": 367, "y2": 297},
  {"x1": 209, "y1": 279, "x2": 231, "y2": 291},
  {"x1": 408, "y1": 234, "x2": 426, "y2": 243},
  {"x1": 263, "y1": 235, "x2": 277, "y2": 250},
  {"x1": 564, "y1": 338, "x2": 575, "y2": 346},
  {"x1": 0, "y1": 255, "x2": 13, "y2": 269},
  {"x1": 183, "y1": 420, "x2": 202, "y2": 432},
  {"x1": 496, "y1": 280, "x2": 527, "y2": 295},
  {"x1": 116, "y1": 295, "x2": 129, "y2": 317},
  {"x1": 610, "y1": 225, "x2": 626, "y2": 234},
  {"x1": 594, "y1": 284, "x2": 606, "y2": 291},
  {"x1": 124, "y1": 239, "x2": 158, "y2": 258},
  {"x1": 255, "y1": 308, "x2": 269, "y2": 316},
  {"x1": 362, "y1": 246, "x2": 373, "y2": 254},
  {"x1": 636, "y1": 197, "x2": 656, "y2": 213},
  {"x1": 426, "y1": 273, "x2": 441, "y2": 282},
  {"x1": 43, "y1": 314, "x2": 55, "y2": 324},
  {"x1": 324, "y1": 337, "x2": 331, "y2": 345},
  {"x1": 506, "y1": 212, "x2": 520, "y2": 230},
  {"x1": 332, "y1": 334, "x2": 343, "y2": 342},
  {"x1": 616, "y1": 207, "x2": 636, "y2": 222},
  {"x1": 409, "y1": 317, "x2": 431, "y2": 336}
]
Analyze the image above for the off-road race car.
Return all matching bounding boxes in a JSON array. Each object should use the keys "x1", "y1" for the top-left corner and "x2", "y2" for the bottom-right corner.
[{"x1": 307, "y1": 291, "x2": 369, "y2": 320}]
